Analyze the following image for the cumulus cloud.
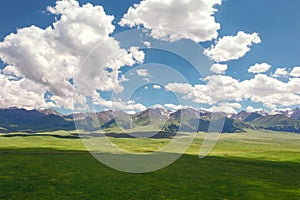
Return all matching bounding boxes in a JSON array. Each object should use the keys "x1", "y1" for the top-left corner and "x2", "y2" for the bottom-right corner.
[
  {"x1": 204, "y1": 75, "x2": 243, "y2": 102},
  {"x1": 0, "y1": 0, "x2": 144, "y2": 109},
  {"x1": 143, "y1": 41, "x2": 151, "y2": 48},
  {"x1": 204, "y1": 31, "x2": 261, "y2": 62},
  {"x1": 0, "y1": 74, "x2": 54, "y2": 109},
  {"x1": 165, "y1": 83, "x2": 194, "y2": 94},
  {"x1": 151, "y1": 104, "x2": 165, "y2": 109},
  {"x1": 164, "y1": 104, "x2": 194, "y2": 111},
  {"x1": 290, "y1": 66, "x2": 300, "y2": 77},
  {"x1": 248, "y1": 63, "x2": 271, "y2": 74},
  {"x1": 136, "y1": 69, "x2": 149, "y2": 77},
  {"x1": 210, "y1": 102, "x2": 241, "y2": 114},
  {"x1": 120, "y1": 0, "x2": 222, "y2": 43},
  {"x1": 210, "y1": 63, "x2": 228, "y2": 74},
  {"x1": 241, "y1": 74, "x2": 300, "y2": 108},
  {"x1": 166, "y1": 75, "x2": 242, "y2": 105},
  {"x1": 93, "y1": 92, "x2": 146, "y2": 111},
  {"x1": 165, "y1": 73, "x2": 300, "y2": 110},
  {"x1": 272, "y1": 67, "x2": 288, "y2": 77}
]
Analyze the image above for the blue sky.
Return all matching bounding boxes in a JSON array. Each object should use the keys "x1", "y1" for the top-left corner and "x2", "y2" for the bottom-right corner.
[
  {"x1": 1, "y1": 0, "x2": 300, "y2": 70},
  {"x1": 0, "y1": 0, "x2": 300, "y2": 114},
  {"x1": 215, "y1": 0, "x2": 300, "y2": 79}
]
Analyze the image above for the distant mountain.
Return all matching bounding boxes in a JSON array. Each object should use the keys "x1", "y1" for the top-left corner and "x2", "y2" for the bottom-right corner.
[
  {"x1": 231, "y1": 108, "x2": 300, "y2": 133},
  {"x1": 291, "y1": 108, "x2": 300, "y2": 120},
  {"x1": 0, "y1": 107, "x2": 46, "y2": 125},
  {"x1": 250, "y1": 114, "x2": 300, "y2": 133},
  {"x1": 232, "y1": 110, "x2": 263, "y2": 122},
  {"x1": 38, "y1": 109, "x2": 63, "y2": 117},
  {"x1": 133, "y1": 108, "x2": 169, "y2": 126},
  {"x1": 170, "y1": 108, "x2": 200, "y2": 121},
  {"x1": 0, "y1": 108, "x2": 75, "y2": 132},
  {"x1": 0, "y1": 107, "x2": 299, "y2": 134},
  {"x1": 100, "y1": 111, "x2": 133, "y2": 130}
]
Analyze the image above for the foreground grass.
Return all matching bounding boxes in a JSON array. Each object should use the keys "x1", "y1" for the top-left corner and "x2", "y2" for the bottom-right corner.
[{"x1": 0, "y1": 130, "x2": 299, "y2": 199}]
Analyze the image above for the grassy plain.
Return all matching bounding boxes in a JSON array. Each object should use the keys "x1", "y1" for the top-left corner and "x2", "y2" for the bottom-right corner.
[{"x1": 0, "y1": 130, "x2": 299, "y2": 199}]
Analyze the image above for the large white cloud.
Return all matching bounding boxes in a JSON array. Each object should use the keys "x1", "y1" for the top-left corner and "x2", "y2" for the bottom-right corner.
[
  {"x1": 241, "y1": 74, "x2": 300, "y2": 108},
  {"x1": 0, "y1": 73, "x2": 54, "y2": 109},
  {"x1": 0, "y1": 0, "x2": 144, "y2": 109},
  {"x1": 166, "y1": 73, "x2": 300, "y2": 110},
  {"x1": 248, "y1": 63, "x2": 271, "y2": 74},
  {"x1": 166, "y1": 75, "x2": 242, "y2": 105},
  {"x1": 120, "y1": 0, "x2": 222, "y2": 43},
  {"x1": 290, "y1": 66, "x2": 300, "y2": 77},
  {"x1": 204, "y1": 31, "x2": 261, "y2": 62}
]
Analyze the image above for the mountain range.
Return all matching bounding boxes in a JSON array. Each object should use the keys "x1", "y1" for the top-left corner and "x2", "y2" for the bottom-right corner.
[{"x1": 0, "y1": 107, "x2": 300, "y2": 134}]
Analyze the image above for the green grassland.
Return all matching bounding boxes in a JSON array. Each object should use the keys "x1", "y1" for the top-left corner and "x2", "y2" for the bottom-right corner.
[{"x1": 0, "y1": 130, "x2": 299, "y2": 199}]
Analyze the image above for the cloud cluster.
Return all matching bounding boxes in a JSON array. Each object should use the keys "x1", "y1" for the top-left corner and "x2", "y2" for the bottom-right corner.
[
  {"x1": 166, "y1": 73, "x2": 300, "y2": 112},
  {"x1": 204, "y1": 31, "x2": 261, "y2": 62},
  {"x1": 271, "y1": 66, "x2": 300, "y2": 78},
  {"x1": 0, "y1": 0, "x2": 144, "y2": 110},
  {"x1": 93, "y1": 91, "x2": 146, "y2": 112},
  {"x1": 120, "y1": 0, "x2": 222, "y2": 43}
]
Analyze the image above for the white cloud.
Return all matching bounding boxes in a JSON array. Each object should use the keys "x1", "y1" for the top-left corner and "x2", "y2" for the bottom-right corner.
[
  {"x1": 129, "y1": 46, "x2": 145, "y2": 64},
  {"x1": 136, "y1": 69, "x2": 149, "y2": 77},
  {"x1": 203, "y1": 75, "x2": 243, "y2": 103},
  {"x1": 166, "y1": 75, "x2": 242, "y2": 105},
  {"x1": 120, "y1": 0, "x2": 222, "y2": 43},
  {"x1": 143, "y1": 41, "x2": 151, "y2": 48},
  {"x1": 273, "y1": 67, "x2": 288, "y2": 77},
  {"x1": 153, "y1": 84, "x2": 161, "y2": 89},
  {"x1": 246, "y1": 106, "x2": 255, "y2": 112},
  {"x1": 143, "y1": 78, "x2": 150, "y2": 82},
  {"x1": 0, "y1": 74, "x2": 54, "y2": 109},
  {"x1": 245, "y1": 106, "x2": 264, "y2": 113},
  {"x1": 0, "y1": 0, "x2": 144, "y2": 109},
  {"x1": 210, "y1": 102, "x2": 241, "y2": 114},
  {"x1": 165, "y1": 83, "x2": 194, "y2": 94},
  {"x1": 165, "y1": 73, "x2": 300, "y2": 110},
  {"x1": 164, "y1": 104, "x2": 194, "y2": 111},
  {"x1": 241, "y1": 74, "x2": 300, "y2": 108},
  {"x1": 151, "y1": 104, "x2": 165, "y2": 109},
  {"x1": 204, "y1": 31, "x2": 261, "y2": 62},
  {"x1": 290, "y1": 66, "x2": 300, "y2": 77},
  {"x1": 93, "y1": 92, "x2": 146, "y2": 111},
  {"x1": 248, "y1": 63, "x2": 271, "y2": 74},
  {"x1": 210, "y1": 63, "x2": 228, "y2": 74},
  {"x1": 125, "y1": 110, "x2": 137, "y2": 115}
]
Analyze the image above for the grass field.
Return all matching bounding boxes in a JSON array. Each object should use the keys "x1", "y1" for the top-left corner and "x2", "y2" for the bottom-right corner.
[{"x1": 0, "y1": 130, "x2": 299, "y2": 199}]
